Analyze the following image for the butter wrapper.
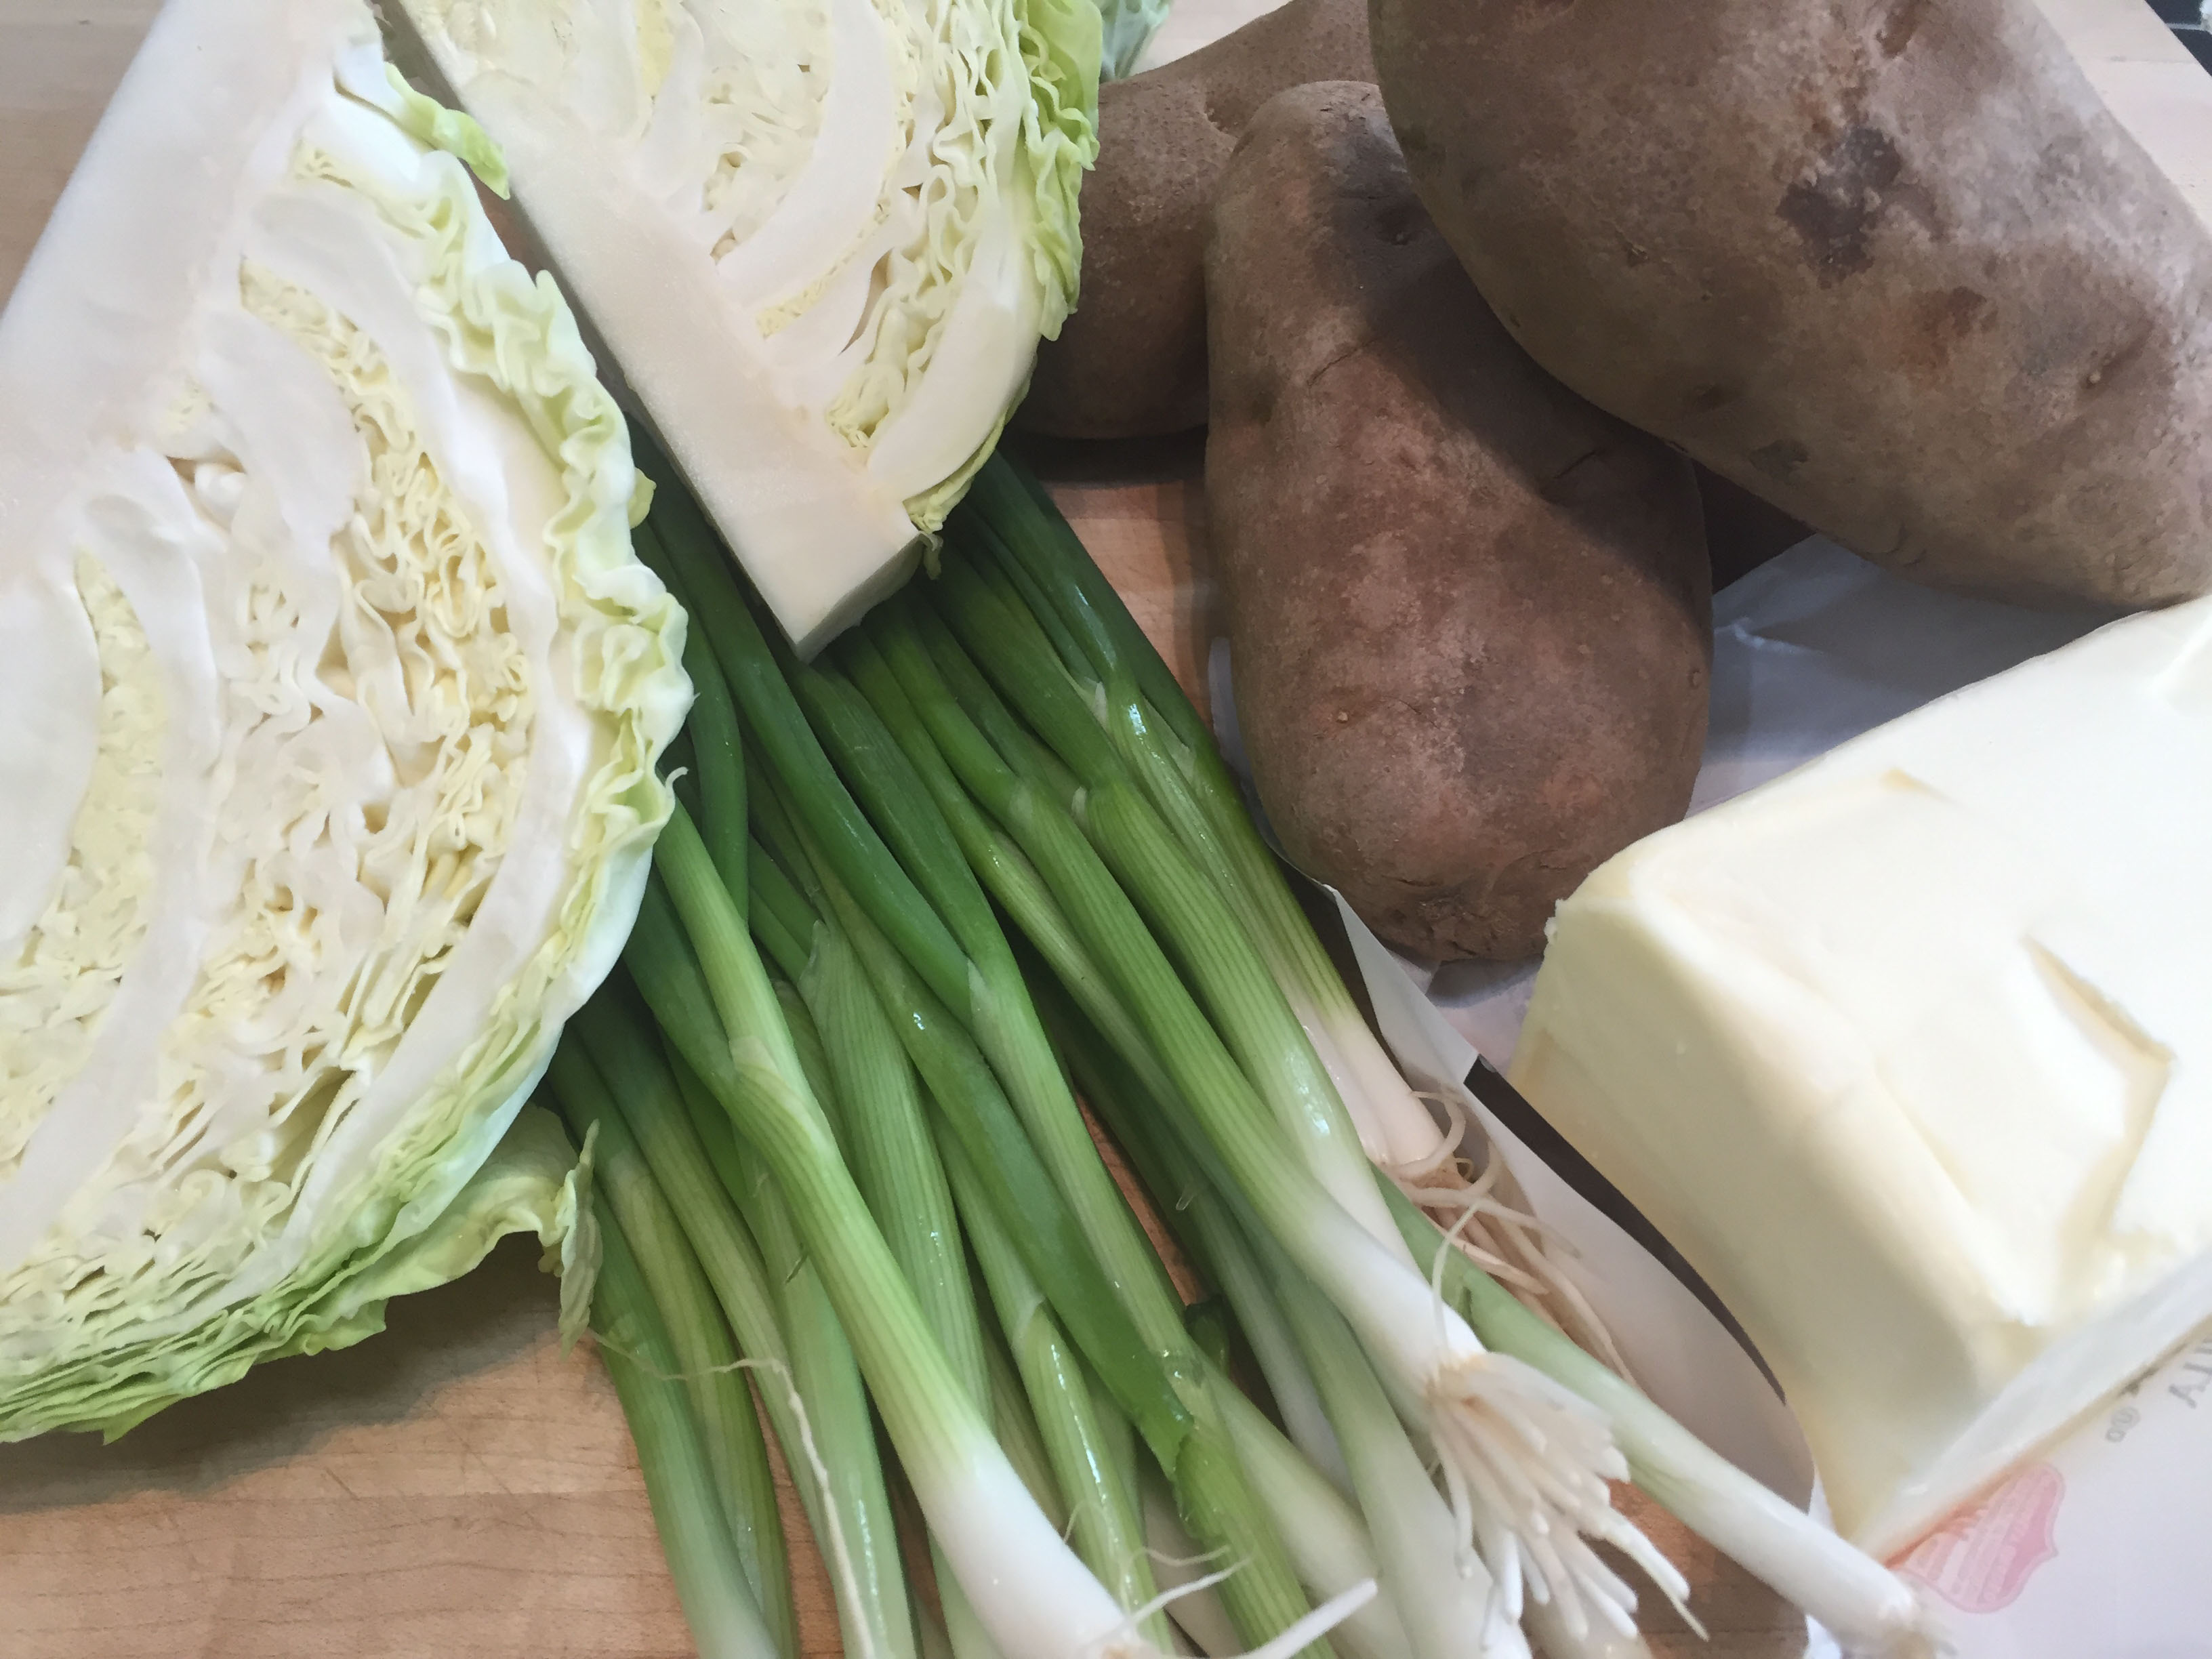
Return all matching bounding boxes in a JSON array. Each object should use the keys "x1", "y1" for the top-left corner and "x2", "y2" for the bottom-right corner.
[{"x1": 1885, "y1": 1323, "x2": 2212, "y2": 1656}]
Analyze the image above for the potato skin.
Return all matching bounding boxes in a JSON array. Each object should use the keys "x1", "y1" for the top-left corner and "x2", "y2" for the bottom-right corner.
[
  {"x1": 1017, "y1": 0, "x2": 1372, "y2": 438},
  {"x1": 1207, "y1": 83, "x2": 1711, "y2": 962},
  {"x1": 1370, "y1": 0, "x2": 2212, "y2": 609}
]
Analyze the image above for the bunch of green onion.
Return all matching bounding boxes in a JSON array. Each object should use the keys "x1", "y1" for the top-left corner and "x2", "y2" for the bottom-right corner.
[{"x1": 542, "y1": 438, "x2": 1944, "y2": 1659}]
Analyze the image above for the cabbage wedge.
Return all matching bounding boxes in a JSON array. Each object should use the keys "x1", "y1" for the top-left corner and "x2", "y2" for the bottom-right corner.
[
  {"x1": 393, "y1": 0, "x2": 1102, "y2": 655},
  {"x1": 0, "y1": 0, "x2": 687, "y2": 1440}
]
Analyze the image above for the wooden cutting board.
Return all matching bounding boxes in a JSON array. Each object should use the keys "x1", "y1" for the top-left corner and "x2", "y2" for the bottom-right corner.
[{"x1": 0, "y1": 9, "x2": 1797, "y2": 1655}]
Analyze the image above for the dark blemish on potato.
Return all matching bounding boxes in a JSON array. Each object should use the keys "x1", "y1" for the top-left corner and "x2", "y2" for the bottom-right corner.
[
  {"x1": 1776, "y1": 125, "x2": 1906, "y2": 285},
  {"x1": 1749, "y1": 438, "x2": 1810, "y2": 479},
  {"x1": 1877, "y1": 0, "x2": 1928, "y2": 58},
  {"x1": 1905, "y1": 285, "x2": 1990, "y2": 371},
  {"x1": 1622, "y1": 237, "x2": 1650, "y2": 268},
  {"x1": 1683, "y1": 382, "x2": 1738, "y2": 413}
]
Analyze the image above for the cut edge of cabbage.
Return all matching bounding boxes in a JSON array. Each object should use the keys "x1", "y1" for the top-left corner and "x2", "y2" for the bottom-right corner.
[{"x1": 0, "y1": 0, "x2": 685, "y2": 1439}]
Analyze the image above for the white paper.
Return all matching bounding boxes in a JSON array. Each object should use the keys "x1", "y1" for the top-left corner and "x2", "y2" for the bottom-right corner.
[{"x1": 1889, "y1": 1319, "x2": 2212, "y2": 1658}]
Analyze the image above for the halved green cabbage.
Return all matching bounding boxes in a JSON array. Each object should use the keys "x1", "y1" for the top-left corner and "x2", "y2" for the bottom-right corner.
[
  {"x1": 395, "y1": 0, "x2": 1101, "y2": 654},
  {"x1": 0, "y1": 0, "x2": 686, "y2": 1439}
]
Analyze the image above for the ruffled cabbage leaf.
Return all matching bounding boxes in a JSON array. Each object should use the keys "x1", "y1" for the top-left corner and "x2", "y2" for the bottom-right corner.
[{"x1": 0, "y1": 0, "x2": 684, "y2": 1440}]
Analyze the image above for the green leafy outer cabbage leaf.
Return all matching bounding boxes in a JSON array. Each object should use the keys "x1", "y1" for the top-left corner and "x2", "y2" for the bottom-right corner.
[
  {"x1": 397, "y1": 0, "x2": 1101, "y2": 655},
  {"x1": 0, "y1": 0, "x2": 684, "y2": 1440}
]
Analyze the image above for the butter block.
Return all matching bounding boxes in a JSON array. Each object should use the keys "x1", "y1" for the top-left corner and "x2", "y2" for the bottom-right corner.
[{"x1": 1511, "y1": 597, "x2": 2212, "y2": 1557}]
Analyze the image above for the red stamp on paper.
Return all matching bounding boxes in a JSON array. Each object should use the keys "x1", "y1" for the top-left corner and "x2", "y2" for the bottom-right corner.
[{"x1": 1891, "y1": 1462, "x2": 2064, "y2": 1614}]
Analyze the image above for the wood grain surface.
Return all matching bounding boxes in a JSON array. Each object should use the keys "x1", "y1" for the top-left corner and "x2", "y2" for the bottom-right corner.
[{"x1": 0, "y1": 9, "x2": 1797, "y2": 1656}]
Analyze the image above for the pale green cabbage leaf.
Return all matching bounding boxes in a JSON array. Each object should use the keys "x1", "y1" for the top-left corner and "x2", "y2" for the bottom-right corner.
[
  {"x1": 0, "y1": 0, "x2": 684, "y2": 1440},
  {"x1": 396, "y1": 0, "x2": 1101, "y2": 654}
]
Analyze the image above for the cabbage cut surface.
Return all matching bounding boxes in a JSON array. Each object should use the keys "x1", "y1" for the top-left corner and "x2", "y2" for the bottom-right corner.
[
  {"x1": 398, "y1": 0, "x2": 1101, "y2": 653},
  {"x1": 0, "y1": 0, "x2": 687, "y2": 1439}
]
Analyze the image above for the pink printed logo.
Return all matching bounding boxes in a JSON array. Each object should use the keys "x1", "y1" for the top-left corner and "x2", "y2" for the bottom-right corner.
[{"x1": 1891, "y1": 1462, "x2": 2064, "y2": 1614}]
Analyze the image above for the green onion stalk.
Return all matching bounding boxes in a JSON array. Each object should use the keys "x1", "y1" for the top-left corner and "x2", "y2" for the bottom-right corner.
[
  {"x1": 762, "y1": 853, "x2": 1078, "y2": 1659},
  {"x1": 632, "y1": 461, "x2": 1342, "y2": 1659},
  {"x1": 835, "y1": 552, "x2": 1675, "y2": 1641},
  {"x1": 1046, "y1": 927, "x2": 1656, "y2": 1659},
  {"x1": 1048, "y1": 980, "x2": 1456, "y2": 1659},
  {"x1": 1021, "y1": 967, "x2": 1351, "y2": 1507},
  {"x1": 983, "y1": 1322, "x2": 1071, "y2": 1531},
  {"x1": 1083, "y1": 1370, "x2": 1155, "y2": 1631},
  {"x1": 947, "y1": 1136, "x2": 1168, "y2": 1647},
  {"x1": 750, "y1": 770, "x2": 1162, "y2": 1650},
  {"x1": 1136, "y1": 1462, "x2": 1241, "y2": 1658},
  {"x1": 745, "y1": 764, "x2": 1327, "y2": 1659},
  {"x1": 766, "y1": 982, "x2": 928, "y2": 1659},
  {"x1": 775, "y1": 975, "x2": 1010, "y2": 1659},
  {"x1": 588, "y1": 916, "x2": 916, "y2": 1659},
  {"x1": 546, "y1": 1042, "x2": 795, "y2": 1659},
  {"x1": 636, "y1": 800, "x2": 1373, "y2": 1659},
  {"x1": 744, "y1": 787, "x2": 1176, "y2": 1463},
  {"x1": 640, "y1": 518, "x2": 748, "y2": 903},
  {"x1": 1265, "y1": 1255, "x2": 1532, "y2": 1659},
  {"x1": 918, "y1": 546, "x2": 1408, "y2": 1265},
  {"x1": 586, "y1": 1193, "x2": 781, "y2": 1659},
  {"x1": 954, "y1": 462, "x2": 1444, "y2": 1176},
  {"x1": 569, "y1": 991, "x2": 864, "y2": 1650}
]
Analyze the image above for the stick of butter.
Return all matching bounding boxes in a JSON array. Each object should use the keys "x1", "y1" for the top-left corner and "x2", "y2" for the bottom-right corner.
[{"x1": 1511, "y1": 596, "x2": 2212, "y2": 1559}]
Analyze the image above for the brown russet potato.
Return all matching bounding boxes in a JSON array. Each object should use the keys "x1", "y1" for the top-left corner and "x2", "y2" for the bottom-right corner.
[
  {"x1": 1206, "y1": 83, "x2": 1712, "y2": 962},
  {"x1": 1015, "y1": 0, "x2": 1372, "y2": 438},
  {"x1": 1369, "y1": 0, "x2": 2212, "y2": 610}
]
